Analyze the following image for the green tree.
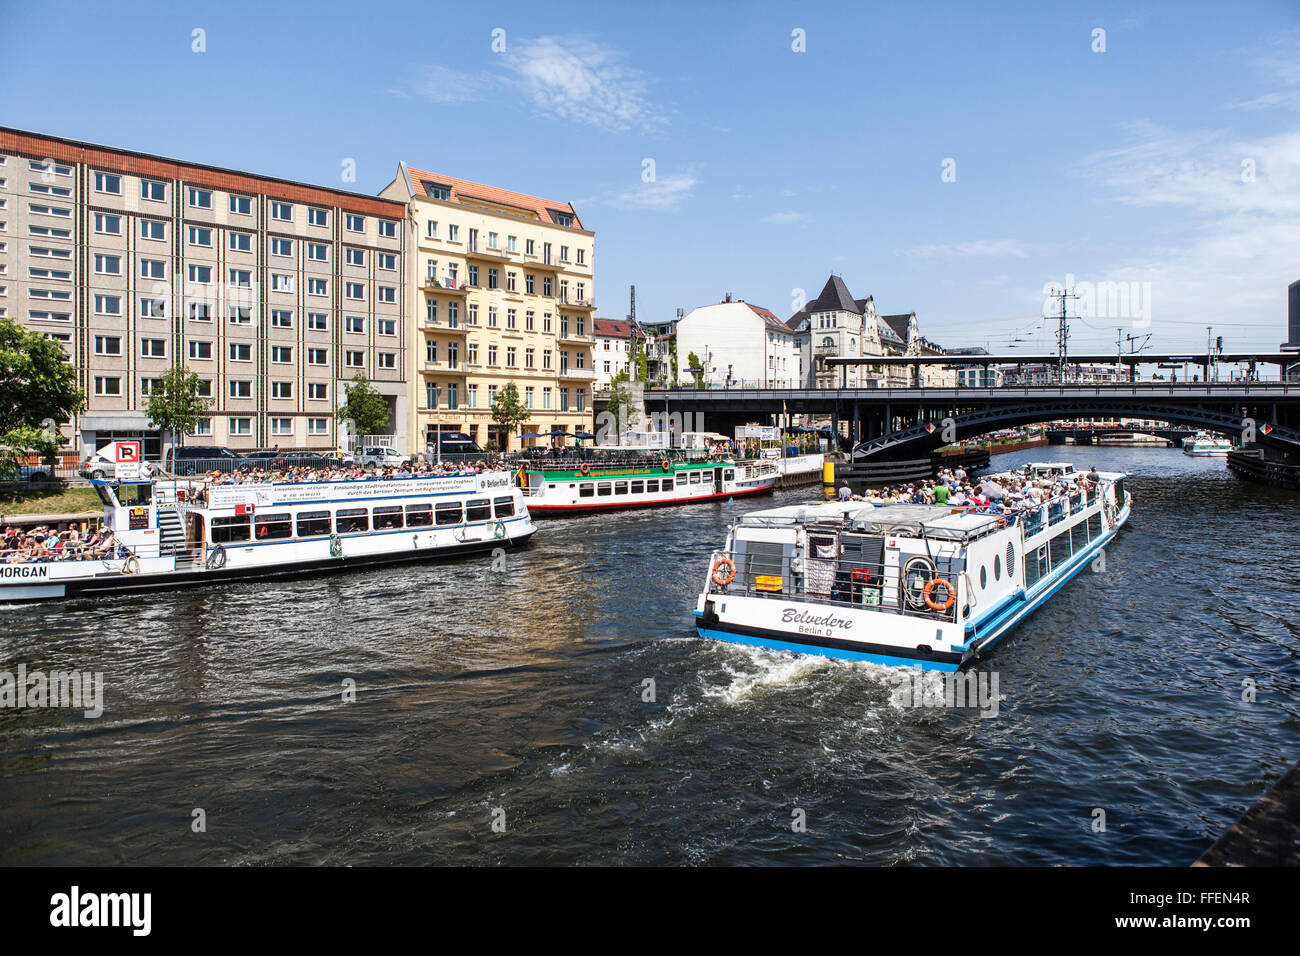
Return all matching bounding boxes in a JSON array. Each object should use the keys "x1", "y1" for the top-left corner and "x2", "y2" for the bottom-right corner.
[
  {"x1": 147, "y1": 365, "x2": 212, "y2": 453},
  {"x1": 490, "y1": 381, "x2": 530, "y2": 441},
  {"x1": 686, "y1": 351, "x2": 706, "y2": 389},
  {"x1": 338, "y1": 373, "x2": 392, "y2": 438},
  {"x1": 0, "y1": 318, "x2": 84, "y2": 476}
]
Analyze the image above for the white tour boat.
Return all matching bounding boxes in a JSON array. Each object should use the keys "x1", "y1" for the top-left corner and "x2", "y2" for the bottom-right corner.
[
  {"x1": 694, "y1": 462, "x2": 1130, "y2": 670},
  {"x1": 1182, "y1": 431, "x2": 1233, "y2": 457},
  {"x1": 518, "y1": 455, "x2": 780, "y2": 516},
  {"x1": 0, "y1": 470, "x2": 535, "y2": 603}
]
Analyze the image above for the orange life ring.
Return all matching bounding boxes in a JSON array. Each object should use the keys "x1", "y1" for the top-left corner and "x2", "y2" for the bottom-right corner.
[
  {"x1": 923, "y1": 577, "x2": 956, "y2": 612},
  {"x1": 579, "y1": 461, "x2": 591, "y2": 476},
  {"x1": 662, "y1": 459, "x2": 672, "y2": 471},
  {"x1": 711, "y1": 557, "x2": 737, "y2": 587}
]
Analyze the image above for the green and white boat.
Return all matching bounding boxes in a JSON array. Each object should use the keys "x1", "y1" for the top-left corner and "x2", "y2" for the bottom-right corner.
[{"x1": 517, "y1": 455, "x2": 780, "y2": 516}]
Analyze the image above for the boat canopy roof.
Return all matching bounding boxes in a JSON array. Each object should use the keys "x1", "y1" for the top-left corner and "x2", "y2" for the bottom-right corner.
[{"x1": 737, "y1": 501, "x2": 1007, "y2": 540}]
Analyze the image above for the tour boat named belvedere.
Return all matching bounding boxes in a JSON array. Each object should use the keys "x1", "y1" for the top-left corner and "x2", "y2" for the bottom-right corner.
[
  {"x1": 694, "y1": 462, "x2": 1131, "y2": 670},
  {"x1": 517, "y1": 455, "x2": 780, "y2": 516},
  {"x1": 0, "y1": 471, "x2": 535, "y2": 603}
]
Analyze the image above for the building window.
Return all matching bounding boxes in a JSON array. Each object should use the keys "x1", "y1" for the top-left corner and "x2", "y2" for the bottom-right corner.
[
  {"x1": 93, "y1": 254, "x2": 121, "y2": 275},
  {"x1": 346, "y1": 247, "x2": 366, "y2": 267},
  {"x1": 229, "y1": 380, "x2": 252, "y2": 399},
  {"x1": 140, "y1": 258, "x2": 166, "y2": 280},
  {"x1": 94, "y1": 335, "x2": 121, "y2": 355},
  {"x1": 93, "y1": 376, "x2": 121, "y2": 396},
  {"x1": 229, "y1": 195, "x2": 252, "y2": 215},
  {"x1": 228, "y1": 418, "x2": 252, "y2": 436},
  {"x1": 308, "y1": 348, "x2": 328, "y2": 365},
  {"x1": 189, "y1": 340, "x2": 212, "y2": 360},
  {"x1": 377, "y1": 286, "x2": 395, "y2": 303},
  {"x1": 307, "y1": 313, "x2": 328, "y2": 332},
  {"x1": 188, "y1": 187, "x2": 212, "y2": 208},
  {"x1": 346, "y1": 316, "x2": 365, "y2": 334},
  {"x1": 308, "y1": 382, "x2": 328, "y2": 400},
  {"x1": 271, "y1": 309, "x2": 293, "y2": 328},
  {"x1": 271, "y1": 201, "x2": 293, "y2": 221},
  {"x1": 93, "y1": 172, "x2": 122, "y2": 194},
  {"x1": 140, "y1": 219, "x2": 166, "y2": 241},
  {"x1": 229, "y1": 343, "x2": 252, "y2": 362},
  {"x1": 271, "y1": 237, "x2": 293, "y2": 257},
  {"x1": 378, "y1": 219, "x2": 396, "y2": 238},
  {"x1": 93, "y1": 295, "x2": 121, "y2": 315},
  {"x1": 141, "y1": 180, "x2": 167, "y2": 202},
  {"x1": 346, "y1": 214, "x2": 365, "y2": 232},
  {"x1": 140, "y1": 338, "x2": 166, "y2": 358},
  {"x1": 346, "y1": 350, "x2": 364, "y2": 368},
  {"x1": 308, "y1": 207, "x2": 329, "y2": 227},
  {"x1": 307, "y1": 418, "x2": 328, "y2": 435},
  {"x1": 229, "y1": 232, "x2": 252, "y2": 252},
  {"x1": 307, "y1": 243, "x2": 328, "y2": 261},
  {"x1": 188, "y1": 264, "x2": 212, "y2": 284},
  {"x1": 378, "y1": 352, "x2": 395, "y2": 370},
  {"x1": 271, "y1": 346, "x2": 292, "y2": 364},
  {"x1": 308, "y1": 278, "x2": 328, "y2": 296},
  {"x1": 188, "y1": 226, "x2": 212, "y2": 246},
  {"x1": 346, "y1": 282, "x2": 364, "y2": 300}
]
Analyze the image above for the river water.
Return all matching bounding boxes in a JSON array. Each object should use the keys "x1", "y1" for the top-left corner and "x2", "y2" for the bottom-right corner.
[{"x1": 1, "y1": 446, "x2": 1296, "y2": 865}]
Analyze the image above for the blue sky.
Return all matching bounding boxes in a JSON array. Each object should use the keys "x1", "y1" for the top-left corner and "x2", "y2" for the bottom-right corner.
[{"x1": 4, "y1": 0, "x2": 1299, "y2": 355}]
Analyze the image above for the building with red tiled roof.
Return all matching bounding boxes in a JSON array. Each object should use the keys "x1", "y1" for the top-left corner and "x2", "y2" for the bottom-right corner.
[
  {"x1": 380, "y1": 163, "x2": 596, "y2": 451},
  {"x1": 592, "y1": 318, "x2": 646, "y2": 390},
  {"x1": 674, "y1": 296, "x2": 801, "y2": 389}
]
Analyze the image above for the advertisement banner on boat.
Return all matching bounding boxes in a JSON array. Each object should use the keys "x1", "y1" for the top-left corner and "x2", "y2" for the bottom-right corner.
[{"x1": 207, "y1": 473, "x2": 513, "y2": 509}]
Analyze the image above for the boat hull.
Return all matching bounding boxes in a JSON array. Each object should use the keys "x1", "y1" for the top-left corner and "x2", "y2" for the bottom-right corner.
[{"x1": 0, "y1": 527, "x2": 535, "y2": 604}]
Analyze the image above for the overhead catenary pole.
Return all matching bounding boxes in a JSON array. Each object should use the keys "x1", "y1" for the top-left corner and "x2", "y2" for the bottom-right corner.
[{"x1": 1048, "y1": 286, "x2": 1080, "y2": 384}]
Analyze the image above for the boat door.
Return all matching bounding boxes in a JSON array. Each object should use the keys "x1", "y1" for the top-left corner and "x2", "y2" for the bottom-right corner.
[
  {"x1": 188, "y1": 512, "x2": 205, "y2": 551},
  {"x1": 714, "y1": 467, "x2": 724, "y2": 493}
]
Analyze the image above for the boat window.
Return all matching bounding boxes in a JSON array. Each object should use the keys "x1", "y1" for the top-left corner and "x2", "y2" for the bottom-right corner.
[
  {"x1": 1071, "y1": 521, "x2": 1089, "y2": 550},
  {"x1": 1024, "y1": 546, "x2": 1046, "y2": 588},
  {"x1": 980, "y1": 566, "x2": 987, "y2": 589},
  {"x1": 337, "y1": 508, "x2": 369, "y2": 533},
  {"x1": 725, "y1": 470, "x2": 734, "y2": 482},
  {"x1": 597, "y1": 482, "x2": 612, "y2": 497},
  {"x1": 435, "y1": 502, "x2": 463, "y2": 526},
  {"x1": 210, "y1": 515, "x2": 250, "y2": 543},
  {"x1": 373, "y1": 506, "x2": 404, "y2": 530},
  {"x1": 493, "y1": 496, "x2": 515, "y2": 518},
  {"x1": 296, "y1": 511, "x2": 332, "y2": 537},
  {"x1": 466, "y1": 498, "x2": 491, "y2": 522},
  {"x1": 630, "y1": 480, "x2": 644, "y2": 494},
  {"x1": 993, "y1": 554, "x2": 1001, "y2": 581},
  {"x1": 645, "y1": 479, "x2": 658, "y2": 493},
  {"x1": 120, "y1": 483, "x2": 153, "y2": 506},
  {"x1": 1006, "y1": 543, "x2": 1016, "y2": 576},
  {"x1": 579, "y1": 484, "x2": 595, "y2": 498},
  {"x1": 614, "y1": 481, "x2": 628, "y2": 495},
  {"x1": 676, "y1": 473, "x2": 688, "y2": 486},
  {"x1": 405, "y1": 505, "x2": 433, "y2": 527},
  {"x1": 254, "y1": 513, "x2": 293, "y2": 540},
  {"x1": 689, "y1": 472, "x2": 701, "y2": 484},
  {"x1": 1048, "y1": 530, "x2": 1071, "y2": 569},
  {"x1": 1087, "y1": 513, "x2": 1102, "y2": 539}
]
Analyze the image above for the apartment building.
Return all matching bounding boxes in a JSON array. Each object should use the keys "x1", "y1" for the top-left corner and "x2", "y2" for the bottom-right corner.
[
  {"x1": 593, "y1": 318, "x2": 644, "y2": 391},
  {"x1": 0, "y1": 127, "x2": 407, "y2": 459},
  {"x1": 381, "y1": 163, "x2": 595, "y2": 452}
]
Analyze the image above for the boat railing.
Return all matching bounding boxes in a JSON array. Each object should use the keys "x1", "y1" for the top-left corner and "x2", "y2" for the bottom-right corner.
[
  {"x1": 520, "y1": 455, "x2": 707, "y2": 473},
  {"x1": 705, "y1": 548, "x2": 960, "y2": 623}
]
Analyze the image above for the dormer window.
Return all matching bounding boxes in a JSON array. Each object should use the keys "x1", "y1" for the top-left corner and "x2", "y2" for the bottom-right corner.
[
  {"x1": 551, "y1": 210, "x2": 574, "y2": 228},
  {"x1": 426, "y1": 182, "x2": 451, "y2": 201}
]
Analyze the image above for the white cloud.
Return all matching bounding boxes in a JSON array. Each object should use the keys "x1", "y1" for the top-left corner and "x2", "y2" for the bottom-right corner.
[
  {"x1": 907, "y1": 238, "x2": 1039, "y2": 258},
  {"x1": 412, "y1": 65, "x2": 496, "y2": 104},
  {"x1": 610, "y1": 170, "x2": 699, "y2": 211},
  {"x1": 1075, "y1": 120, "x2": 1300, "y2": 345},
  {"x1": 760, "y1": 211, "x2": 809, "y2": 225},
  {"x1": 502, "y1": 36, "x2": 664, "y2": 133}
]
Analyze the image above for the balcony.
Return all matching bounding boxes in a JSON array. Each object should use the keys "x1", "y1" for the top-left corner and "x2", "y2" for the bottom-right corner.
[
  {"x1": 558, "y1": 327, "x2": 591, "y2": 344},
  {"x1": 421, "y1": 361, "x2": 468, "y2": 375},
  {"x1": 557, "y1": 296, "x2": 595, "y2": 312},
  {"x1": 558, "y1": 367, "x2": 596, "y2": 381},
  {"x1": 424, "y1": 318, "x2": 470, "y2": 335},
  {"x1": 465, "y1": 244, "x2": 511, "y2": 263},
  {"x1": 814, "y1": 343, "x2": 840, "y2": 357},
  {"x1": 525, "y1": 255, "x2": 563, "y2": 273},
  {"x1": 422, "y1": 276, "x2": 470, "y2": 295}
]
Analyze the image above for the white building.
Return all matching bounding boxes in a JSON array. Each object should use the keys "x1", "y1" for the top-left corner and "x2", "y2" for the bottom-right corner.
[
  {"x1": 593, "y1": 318, "x2": 645, "y2": 390},
  {"x1": 675, "y1": 296, "x2": 800, "y2": 388}
]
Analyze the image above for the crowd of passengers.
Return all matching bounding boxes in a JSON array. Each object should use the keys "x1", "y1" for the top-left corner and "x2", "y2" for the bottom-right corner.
[
  {"x1": 840, "y1": 463, "x2": 1104, "y2": 514},
  {"x1": 1, "y1": 523, "x2": 122, "y2": 563},
  {"x1": 204, "y1": 457, "x2": 509, "y2": 486}
]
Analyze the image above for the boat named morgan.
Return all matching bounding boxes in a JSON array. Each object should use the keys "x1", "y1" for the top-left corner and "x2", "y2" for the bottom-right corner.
[{"x1": 0, "y1": 470, "x2": 535, "y2": 603}]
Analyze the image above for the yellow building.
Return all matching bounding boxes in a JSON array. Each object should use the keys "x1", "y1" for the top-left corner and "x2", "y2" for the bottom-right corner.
[{"x1": 381, "y1": 164, "x2": 596, "y2": 453}]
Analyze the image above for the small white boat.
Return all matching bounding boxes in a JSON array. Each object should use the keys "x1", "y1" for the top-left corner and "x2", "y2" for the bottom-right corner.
[
  {"x1": 1182, "y1": 432, "x2": 1233, "y2": 457},
  {"x1": 0, "y1": 471, "x2": 535, "y2": 603},
  {"x1": 694, "y1": 462, "x2": 1130, "y2": 670}
]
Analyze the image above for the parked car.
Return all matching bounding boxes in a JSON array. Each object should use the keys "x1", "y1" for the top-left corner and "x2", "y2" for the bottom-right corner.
[
  {"x1": 424, "y1": 431, "x2": 483, "y2": 459},
  {"x1": 242, "y1": 450, "x2": 346, "y2": 471},
  {"x1": 345, "y1": 445, "x2": 408, "y2": 470},
  {"x1": 164, "y1": 445, "x2": 246, "y2": 475}
]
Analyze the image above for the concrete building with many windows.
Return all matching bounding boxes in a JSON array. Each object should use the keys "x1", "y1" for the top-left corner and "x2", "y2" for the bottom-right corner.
[
  {"x1": 381, "y1": 164, "x2": 595, "y2": 451},
  {"x1": 674, "y1": 296, "x2": 800, "y2": 389},
  {"x1": 0, "y1": 127, "x2": 408, "y2": 459}
]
